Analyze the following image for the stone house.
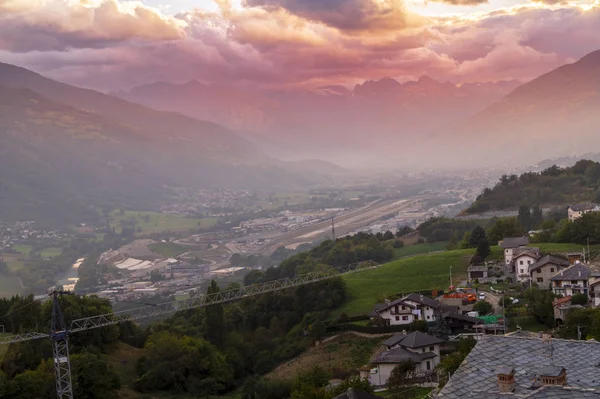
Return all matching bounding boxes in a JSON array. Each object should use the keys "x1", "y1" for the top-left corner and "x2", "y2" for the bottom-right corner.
[{"x1": 529, "y1": 255, "x2": 570, "y2": 290}]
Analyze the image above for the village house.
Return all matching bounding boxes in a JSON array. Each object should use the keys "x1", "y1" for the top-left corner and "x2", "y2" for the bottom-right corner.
[
  {"x1": 436, "y1": 334, "x2": 600, "y2": 398},
  {"x1": 500, "y1": 236, "x2": 529, "y2": 267},
  {"x1": 369, "y1": 331, "x2": 444, "y2": 387},
  {"x1": 567, "y1": 203, "x2": 600, "y2": 221},
  {"x1": 513, "y1": 250, "x2": 541, "y2": 283},
  {"x1": 550, "y1": 261, "x2": 591, "y2": 297},
  {"x1": 372, "y1": 293, "x2": 443, "y2": 325},
  {"x1": 529, "y1": 255, "x2": 570, "y2": 290}
]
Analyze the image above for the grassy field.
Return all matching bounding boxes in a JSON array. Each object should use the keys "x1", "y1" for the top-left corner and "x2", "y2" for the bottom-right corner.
[
  {"x1": 393, "y1": 242, "x2": 448, "y2": 259},
  {"x1": 109, "y1": 210, "x2": 218, "y2": 235},
  {"x1": 532, "y1": 243, "x2": 600, "y2": 254},
  {"x1": 39, "y1": 247, "x2": 62, "y2": 258},
  {"x1": 336, "y1": 248, "x2": 477, "y2": 317},
  {"x1": 147, "y1": 242, "x2": 189, "y2": 258},
  {"x1": 12, "y1": 244, "x2": 32, "y2": 256}
]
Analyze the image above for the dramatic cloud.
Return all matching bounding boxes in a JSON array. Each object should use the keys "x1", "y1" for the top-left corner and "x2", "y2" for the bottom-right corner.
[
  {"x1": 0, "y1": 0, "x2": 185, "y2": 52},
  {"x1": 1, "y1": 0, "x2": 599, "y2": 91},
  {"x1": 244, "y1": 0, "x2": 411, "y2": 32}
]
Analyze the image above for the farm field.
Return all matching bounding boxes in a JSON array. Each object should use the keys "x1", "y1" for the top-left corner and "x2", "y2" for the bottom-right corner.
[
  {"x1": 147, "y1": 242, "x2": 189, "y2": 258},
  {"x1": 109, "y1": 210, "x2": 218, "y2": 234}
]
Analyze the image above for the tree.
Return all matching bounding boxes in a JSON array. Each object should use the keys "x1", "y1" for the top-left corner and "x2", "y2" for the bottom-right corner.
[
  {"x1": 383, "y1": 231, "x2": 395, "y2": 241},
  {"x1": 328, "y1": 376, "x2": 374, "y2": 397},
  {"x1": 473, "y1": 300, "x2": 492, "y2": 315},
  {"x1": 71, "y1": 352, "x2": 121, "y2": 399},
  {"x1": 469, "y1": 226, "x2": 486, "y2": 248},
  {"x1": 310, "y1": 321, "x2": 327, "y2": 339},
  {"x1": 387, "y1": 360, "x2": 417, "y2": 396},
  {"x1": 531, "y1": 205, "x2": 543, "y2": 230},
  {"x1": 571, "y1": 293, "x2": 588, "y2": 305},
  {"x1": 518, "y1": 205, "x2": 532, "y2": 232},
  {"x1": 475, "y1": 238, "x2": 491, "y2": 260}
]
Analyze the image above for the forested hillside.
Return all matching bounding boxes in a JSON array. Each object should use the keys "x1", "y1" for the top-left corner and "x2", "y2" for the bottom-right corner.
[
  {"x1": 465, "y1": 160, "x2": 600, "y2": 213},
  {"x1": 0, "y1": 233, "x2": 394, "y2": 398}
]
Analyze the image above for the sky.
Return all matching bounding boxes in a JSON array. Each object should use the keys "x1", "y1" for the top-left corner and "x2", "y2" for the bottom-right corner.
[{"x1": 1, "y1": 0, "x2": 600, "y2": 92}]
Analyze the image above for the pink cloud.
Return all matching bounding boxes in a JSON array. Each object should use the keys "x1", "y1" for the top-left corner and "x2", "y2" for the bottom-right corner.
[{"x1": 1, "y1": 1, "x2": 599, "y2": 91}]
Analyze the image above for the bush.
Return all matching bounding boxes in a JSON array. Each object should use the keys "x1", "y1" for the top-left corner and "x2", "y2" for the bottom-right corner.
[{"x1": 571, "y1": 293, "x2": 588, "y2": 305}]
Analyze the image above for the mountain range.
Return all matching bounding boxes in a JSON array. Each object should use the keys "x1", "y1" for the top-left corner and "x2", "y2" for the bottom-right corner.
[
  {"x1": 114, "y1": 76, "x2": 521, "y2": 164},
  {"x1": 0, "y1": 63, "x2": 336, "y2": 223},
  {"x1": 2, "y1": 48, "x2": 600, "y2": 222}
]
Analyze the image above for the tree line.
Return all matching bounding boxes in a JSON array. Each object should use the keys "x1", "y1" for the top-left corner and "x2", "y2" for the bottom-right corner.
[{"x1": 466, "y1": 160, "x2": 600, "y2": 214}]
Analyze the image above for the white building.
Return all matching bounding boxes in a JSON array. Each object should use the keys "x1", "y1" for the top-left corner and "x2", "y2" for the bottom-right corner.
[
  {"x1": 369, "y1": 331, "x2": 443, "y2": 387},
  {"x1": 568, "y1": 203, "x2": 600, "y2": 221},
  {"x1": 373, "y1": 293, "x2": 442, "y2": 325},
  {"x1": 500, "y1": 237, "x2": 529, "y2": 267},
  {"x1": 514, "y1": 250, "x2": 541, "y2": 283}
]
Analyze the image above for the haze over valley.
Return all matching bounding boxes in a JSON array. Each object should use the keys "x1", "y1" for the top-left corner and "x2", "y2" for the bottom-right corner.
[{"x1": 3, "y1": 1, "x2": 600, "y2": 399}]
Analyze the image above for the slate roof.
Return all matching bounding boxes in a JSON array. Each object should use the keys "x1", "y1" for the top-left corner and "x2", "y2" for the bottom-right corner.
[
  {"x1": 442, "y1": 311, "x2": 482, "y2": 324},
  {"x1": 375, "y1": 293, "x2": 440, "y2": 313},
  {"x1": 436, "y1": 335, "x2": 600, "y2": 399},
  {"x1": 530, "y1": 255, "x2": 570, "y2": 272},
  {"x1": 372, "y1": 346, "x2": 437, "y2": 364},
  {"x1": 501, "y1": 237, "x2": 529, "y2": 249},
  {"x1": 550, "y1": 262, "x2": 591, "y2": 281},
  {"x1": 570, "y1": 203, "x2": 599, "y2": 212},
  {"x1": 383, "y1": 331, "x2": 445, "y2": 349},
  {"x1": 332, "y1": 388, "x2": 380, "y2": 399},
  {"x1": 513, "y1": 250, "x2": 541, "y2": 260}
]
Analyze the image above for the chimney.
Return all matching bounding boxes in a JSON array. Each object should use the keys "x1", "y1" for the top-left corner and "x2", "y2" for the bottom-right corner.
[
  {"x1": 539, "y1": 366, "x2": 567, "y2": 386},
  {"x1": 497, "y1": 367, "x2": 515, "y2": 393},
  {"x1": 420, "y1": 294, "x2": 424, "y2": 303}
]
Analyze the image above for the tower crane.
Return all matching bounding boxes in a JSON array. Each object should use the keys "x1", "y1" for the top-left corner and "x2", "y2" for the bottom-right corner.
[{"x1": 0, "y1": 260, "x2": 379, "y2": 399}]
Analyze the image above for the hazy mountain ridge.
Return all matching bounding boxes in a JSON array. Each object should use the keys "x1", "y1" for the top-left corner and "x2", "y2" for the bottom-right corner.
[
  {"x1": 115, "y1": 76, "x2": 521, "y2": 164},
  {"x1": 0, "y1": 64, "x2": 342, "y2": 223}
]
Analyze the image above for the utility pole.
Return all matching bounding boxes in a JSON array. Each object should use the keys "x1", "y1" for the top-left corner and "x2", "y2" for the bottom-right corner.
[
  {"x1": 503, "y1": 295, "x2": 507, "y2": 334},
  {"x1": 449, "y1": 265, "x2": 453, "y2": 289},
  {"x1": 588, "y1": 237, "x2": 591, "y2": 263},
  {"x1": 50, "y1": 291, "x2": 73, "y2": 399},
  {"x1": 331, "y1": 217, "x2": 335, "y2": 241},
  {"x1": 578, "y1": 325, "x2": 582, "y2": 341}
]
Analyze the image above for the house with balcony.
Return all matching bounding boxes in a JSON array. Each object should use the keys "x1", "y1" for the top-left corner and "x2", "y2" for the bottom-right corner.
[
  {"x1": 550, "y1": 261, "x2": 591, "y2": 297},
  {"x1": 529, "y1": 255, "x2": 570, "y2": 290},
  {"x1": 372, "y1": 293, "x2": 443, "y2": 325},
  {"x1": 568, "y1": 203, "x2": 600, "y2": 221}
]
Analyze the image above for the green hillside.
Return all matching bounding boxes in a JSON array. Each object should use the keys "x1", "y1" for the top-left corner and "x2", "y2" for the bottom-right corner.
[
  {"x1": 465, "y1": 160, "x2": 600, "y2": 213},
  {"x1": 336, "y1": 247, "x2": 496, "y2": 317}
]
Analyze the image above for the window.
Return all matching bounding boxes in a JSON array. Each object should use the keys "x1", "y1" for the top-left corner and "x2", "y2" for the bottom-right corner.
[
  {"x1": 427, "y1": 361, "x2": 431, "y2": 371},
  {"x1": 528, "y1": 260, "x2": 532, "y2": 265},
  {"x1": 520, "y1": 269, "x2": 524, "y2": 274},
  {"x1": 422, "y1": 348, "x2": 426, "y2": 353},
  {"x1": 402, "y1": 316, "x2": 408, "y2": 321},
  {"x1": 550, "y1": 268, "x2": 554, "y2": 273},
  {"x1": 426, "y1": 315, "x2": 430, "y2": 320},
  {"x1": 430, "y1": 346, "x2": 435, "y2": 351},
  {"x1": 537, "y1": 277, "x2": 544, "y2": 283},
  {"x1": 536, "y1": 269, "x2": 541, "y2": 273},
  {"x1": 520, "y1": 260, "x2": 524, "y2": 265},
  {"x1": 395, "y1": 316, "x2": 400, "y2": 321}
]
